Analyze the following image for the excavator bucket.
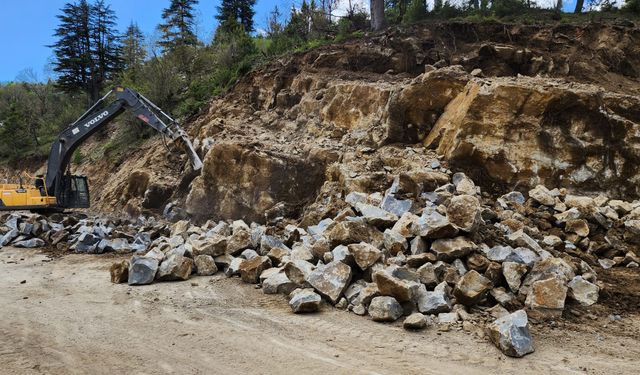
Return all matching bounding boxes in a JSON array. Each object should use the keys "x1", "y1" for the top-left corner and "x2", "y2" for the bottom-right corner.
[{"x1": 173, "y1": 130, "x2": 203, "y2": 171}]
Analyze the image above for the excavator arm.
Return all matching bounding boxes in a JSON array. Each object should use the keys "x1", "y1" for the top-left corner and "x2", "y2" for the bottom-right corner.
[{"x1": 44, "y1": 87, "x2": 203, "y2": 206}]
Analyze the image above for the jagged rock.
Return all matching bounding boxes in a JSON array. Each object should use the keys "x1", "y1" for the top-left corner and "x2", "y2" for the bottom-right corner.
[
  {"x1": 241, "y1": 249, "x2": 260, "y2": 260},
  {"x1": 403, "y1": 313, "x2": 428, "y2": 330},
  {"x1": 453, "y1": 270, "x2": 492, "y2": 306},
  {"x1": 224, "y1": 257, "x2": 245, "y2": 277},
  {"x1": 355, "y1": 203, "x2": 398, "y2": 227},
  {"x1": 326, "y1": 220, "x2": 383, "y2": 247},
  {"x1": 490, "y1": 287, "x2": 520, "y2": 310},
  {"x1": 446, "y1": 195, "x2": 481, "y2": 232},
  {"x1": 307, "y1": 261, "x2": 352, "y2": 304},
  {"x1": 194, "y1": 255, "x2": 218, "y2": 276},
  {"x1": 487, "y1": 310, "x2": 535, "y2": 358},
  {"x1": 608, "y1": 199, "x2": 632, "y2": 214},
  {"x1": 415, "y1": 282, "x2": 451, "y2": 314},
  {"x1": 502, "y1": 262, "x2": 528, "y2": 293},
  {"x1": 192, "y1": 235, "x2": 227, "y2": 257},
  {"x1": 564, "y1": 195, "x2": 596, "y2": 212},
  {"x1": 289, "y1": 288, "x2": 321, "y2": 313},
  {"x1": 567, "y1": 276, "x2": 599, "y2": 306},
  {"x1": 13, "y1": 238, "x2": 45, "y2": 248},
  {"x1": 437, "y1": 312, "x2": 459, "y2": 324},
  {"x1": 110, "y1": 260, "x2": 129, "y2": 283},
  {"x1": 128, "y1": 256, "x2": 159, "y2": 285},
  {"x1": 290, "y1": 244, "x2": 314, "y2": 262},
  {"x1": 498, "y1": 191, "x2": 525, "y2": 208},
  {"x1": 466, "y1": 253, "x2": 490, "y2": 272},
  {"x1": 525, "y1": 277, "x2": 568, "y2": 319},
  {"x1": 284, "y1": 259, "x2": 315, "y2": 285},
  {"x1": 156, "y1": 254, "x2": 193, "y2": 281},
  {"x1": 565, "y1": 219, "x2": 590, "y2": 237},
  {"x1": 50, "y1": 229, "x2": 69, "y2": 245},
  {"x1": 145, "y1": 248, "x2": 165, "y2": 263},
  {"x1": 347, "y1": 242, "x2": 382, "y2": 270},
  {"x1": 226, "y1": 229, "x2": 252, "y2": 255},
  {"x1": 239, "y1": 255, "x2": 272, "y2": 283},
  {"x1": 431, "y1": 236, "x2": 475, "y2": 262},
  {"x1": 484, "y1": 245, "x2": 518, "y2": 263},
  {"x1": 452, "y1": 172, "x2": 476, "y2": 195},
  {"x1": 528, "y1": 185, "x2": 555, "y2": 206},
  {"x1": 345, "y1": 191, "x2": 368, "y2": 207},
  {"x1": 383, "y1": 229, "x2": 407, "y2": 255},
  {"x1": 373, "y1": 269, "x2": 413, "y2": 302},
  {"x1": 507, "y1": 230, "x2": 544, "y2": 254},
  {"x1": 542, "y1": 235, "x2": 562, "y2": 248},
  {"x1": 380, "y1": 194, "x2": 413, "y2": 217},
  {"x1": 263, "y1": 272, "x2": 297, "y2": 295},
  {"x1": 412, "y1": 207, "x2": 458, "y2": 239},
  {"x1": 417, "y1": 262, "x2": 438, "y2": 288},
  {"x1": 520, "y1": 257, "x2": 575, "y2": 295},
  {"x1": 392, "y1": 212, "x2": 419, "y2": 237},
  {"x1": 512, "y1": 247, "x2": 540, "y2": 267},
  {"x1": 368, "y1": 296, "x2": 403, "y2": 322},
  {"x1": 409, "y1": 236, "x2": 427, "y2": 255}
]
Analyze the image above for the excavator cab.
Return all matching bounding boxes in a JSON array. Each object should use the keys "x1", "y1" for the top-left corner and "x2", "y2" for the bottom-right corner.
[{"x1": 56, "y1": 175, "x2": 90, "y2": 208}]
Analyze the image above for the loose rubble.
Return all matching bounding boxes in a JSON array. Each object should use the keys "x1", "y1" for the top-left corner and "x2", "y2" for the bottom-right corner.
[{"x1": 5, "y1": 162, "x2": 640, "y2": 359}]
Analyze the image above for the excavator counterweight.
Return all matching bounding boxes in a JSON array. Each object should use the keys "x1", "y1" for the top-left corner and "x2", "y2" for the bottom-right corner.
[{"x1": 0, "y1": 87, "x2": 203, "y2": 212}]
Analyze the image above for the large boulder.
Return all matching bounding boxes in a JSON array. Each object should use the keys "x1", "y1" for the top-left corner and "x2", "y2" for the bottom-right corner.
[
  {"x1": 239, "y1": 256, "x2": 272, "y2": 283},
  {"x1": 347, "y1": 242, "x2": 382, "y2": 270},
  {"x1": 368, "y1": 296, "x2": 404, "y2": 322},
  {"x1": 453, "y1": 270, "x2": 492, "y2": 306},
  {"x1": 431, "y1": 236, "x2": 476, "y2": 262},
  {"x1": 194, "y1": 255, "x2": 218, "y2": 276},
  {"x1": 415, "y1": 282, "x2": 452, "y2": 314},
  {"x1": 289, "y1": 288, "x2": 322, "y2": 313},
  {"x1": 446, "y1": 195, "x2": 481, "y2": 232},
  {"x1": 567, "y1": 276, "x2": 599, "y2": 306},
  {"x1": 128, "y1": 256, "x2": 159, "y2": 285},
  {"x1": 486, "y1": 310, "x2": 535, "y2": 358},
  {"x1": 186, "y1": 142, "x2": 326, "y2": 223},
  {"x1": 306, "y1": 261, "x2": 352, "y2": 304},
  {"x1": 525, "y1": 277, "x2": 568, "y2": 319},
  {"x1": 373, "y1": 269, "x2": 414, "y2": 302},
  {"x1": 156, "y1": 254, "x2": 193, "y2": 281}
]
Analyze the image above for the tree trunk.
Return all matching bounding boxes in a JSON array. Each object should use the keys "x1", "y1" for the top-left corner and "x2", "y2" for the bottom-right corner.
[
  {"x1": 555, "y1": 0, "x2": 562, "y2": 11},
  {"x1": 574, "y1": 0, "x2": 584, "y2": 13},
  {"x1": 370, "y1": 0, "x2": 385, "y2": 31}
]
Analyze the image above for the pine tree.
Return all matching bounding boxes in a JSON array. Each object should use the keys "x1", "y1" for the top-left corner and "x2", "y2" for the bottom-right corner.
[
  {"x1": 50, "y1": 0, "x2": 122, "y2": 102},
  {"x1": 215, "y1": 0, "x2": 256, "y2": 33},
  {"x1": 158, "y1": 0, "x2": 199, "y2": 52},
  {"x1": 121, "y1": 22, "x2": 146, "y2": 70}
]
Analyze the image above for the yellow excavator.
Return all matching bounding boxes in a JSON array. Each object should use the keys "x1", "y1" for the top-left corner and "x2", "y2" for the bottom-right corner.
[{"x1": 0, "y1": 87, "x2": 203, "y2": 212}]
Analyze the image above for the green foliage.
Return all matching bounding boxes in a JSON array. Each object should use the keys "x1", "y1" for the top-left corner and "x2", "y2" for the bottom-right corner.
[
  {"x1": 216, "y1": 0, "x2": 257, "y2": 33},
  {"x1": 404, "y1": 0, "x2": 427, "y2": 23},
  {"x1": 158, "y1": 0, "x2": 199, "y2": 52},
  {"x1": 50, "y1": 0, "x2": 122, "y2": 101},
  {"x1": 491, "y1": 0, "x2": 528, "y2": 18},
  {"x1": 623, "y1": 0, "x2": 640, "y2": 14}
]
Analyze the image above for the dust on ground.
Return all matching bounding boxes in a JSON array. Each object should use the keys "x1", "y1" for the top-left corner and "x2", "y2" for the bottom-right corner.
[{"x1": 1, "y1": 247, "x2": 638, "y2": 375}]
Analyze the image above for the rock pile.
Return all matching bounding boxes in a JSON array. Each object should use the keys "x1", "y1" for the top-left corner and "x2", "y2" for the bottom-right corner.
[
  {"x1": 106, "y1": 164, "x2": 640, "y2": 358},
  {"x1": 0, "y1": 212, "x2": 168, "y2": 254}
]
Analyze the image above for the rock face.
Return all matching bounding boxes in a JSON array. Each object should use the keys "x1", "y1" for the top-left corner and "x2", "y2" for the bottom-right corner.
[
  {"x1": 128, "y1": 256, "x2": 159, "y2": 285},
  {"x1": 424, "y1": 77, "x2": 640, "y2": 198},
  {"x1": 186, "y1": 142, "x2": 326, "y2": 223},
  {"x1": 487, "y1": 310, "x2": 535, "y2": 358},
  {"x1": 368, "y1": 296, "x2": 403, "y2": 322}
]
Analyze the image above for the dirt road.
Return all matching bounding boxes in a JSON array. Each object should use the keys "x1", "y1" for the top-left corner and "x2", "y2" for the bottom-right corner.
[{"x1": 1, "y1": 247, "x2": 638, "y2": 375}]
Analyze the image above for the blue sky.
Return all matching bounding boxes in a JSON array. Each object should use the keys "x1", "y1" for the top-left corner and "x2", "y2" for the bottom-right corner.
[{"x1": 0, "y1": 0, "x2": 298, "y2": 82}]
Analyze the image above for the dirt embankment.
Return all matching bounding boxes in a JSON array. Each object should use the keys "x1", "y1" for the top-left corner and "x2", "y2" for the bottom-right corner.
[{"x1": 1, "y1": 247, "x2": 639, "y2": 375}]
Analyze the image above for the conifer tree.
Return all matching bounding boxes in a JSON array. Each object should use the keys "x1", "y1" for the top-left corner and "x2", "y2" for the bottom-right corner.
[
  {"x1": 158, "y1": 0, "x2": 199, "y2": 52},
  {"x1": 121, "y1": 22, "x2": 147, "y2": 70},
  {"x1": 216, "y1": 0, "x2": 256, "y2": 33}
]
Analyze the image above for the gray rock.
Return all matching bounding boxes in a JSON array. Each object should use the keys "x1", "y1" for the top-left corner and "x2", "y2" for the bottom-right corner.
[
  {"x1": 368, "y1": 296, "x2": 403, "y2": 322},
  {"x1": 417, "y1": 262, "x2": 438, "y2": 288},
  {"x1": 487, "y1": 310, "x2": 535, "y2": 357},
  {"x1": 567, "y1": 276, "x2": 599, "y2": 306},
  {"x1": 415, "y1": 283, "x2": 451, "y2": 314},
  {"x1": 355, "y1": 203, "x2": 398, "y2": 227},
  {"x1": 447, "y1": 195, "x2": 481, "y2": 232},
  {"x1": 598, "y1": 258, "x2": 616, "y2": 269},
  {"x1": 13, "y1": 238, "x2": 45, "y2": 248},
  {"x1": 498, "y1": 191, "x2": 525, "y2": 207},
  {"x1": 289, "y1": 288, "x2": 321, "y2": 313},
  {"x1": 412, "y1": 207, "x2": 458, "y2": 239},
  {"x1": 403, "y1": 313, "x2": 428, "y2": 330},
  {"x1": 239, "y1": 255, "x2": 272, "y2": 283},
  {"x1": 373, "y1": 269, "x2": 414, "y2": 302},
  {"x1": 507, "y1": 230, "x2": 544, "y2": 254},
  {"x1": 452, "y1": 172, "x2": 476, "y2": 195},
  {"x1": 284, "y1": 259, "x2": 315, "y2": 286},
  {"x1": 307, "y1": 218, "x2": 334, "y2": 238},
  {"x1": 528, "y1": 185, "x2": 555, "y2": 206},
  {"x1": 128, "y1": 256, "x2": 159, "y2": 285},
  {"x1": 156, "y1": 254, "x2": 193, "y2": 281},
  {"x1": 502, "y1": 262, "x2": 528, "y2": 293},
  {"x1": 194, "y1": 255, "x2": 218, "y2": 276},
  {"x1": 0, "y1": 229, "x2": 18, "y2": 246},
  {"x1": 263, "y1": 272, "x2": 297, "y2": 295},
  {"x1": 453, "y1": 270, "x2": 492, "y2": 306},
  {"x1": 75, "y1": 233, "x2": 101, "y2": 253},
  {"x1": 437, "y1": 312, "x2": 459, "y2": 324},
  {"x1": 224, "y1": 257, "x2": 245, "y2": 277},
  {"x1": 383, "y1": 229, "x2": 407, "y2": 255},
  {"x1": 345, "y1": 191, "x2": 368, "y2": 207},
  {"x1": 380, "y1": 194, "x2": 412, "y2": 217},
  {"x1": 409, "y1": 236, "x2": 427, "y2": 255},
  {"x1": 347, "y1": 242, "x2": 382, "y2": 270},
  {"x1": 307, "y1": 261, "x2": 352, "y2": 304},
  {"x1": 392, "y1": 212, "x2": 419, "y2": 237},
  {"x1": 241, "y1": 249, "x2": 259, "y2": 260},
  {"x1": 431, "y1": 236, "x2": 476, "y2": 262}
]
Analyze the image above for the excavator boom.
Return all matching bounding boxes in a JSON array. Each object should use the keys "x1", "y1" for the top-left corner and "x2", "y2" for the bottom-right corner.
[{"x1": 0, "y1": 87, "x2": 202, "y2": 211}]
